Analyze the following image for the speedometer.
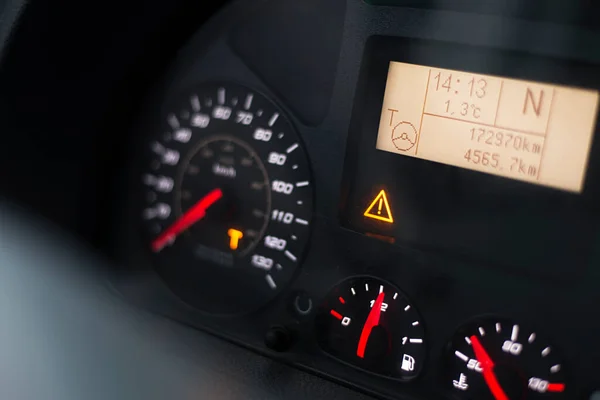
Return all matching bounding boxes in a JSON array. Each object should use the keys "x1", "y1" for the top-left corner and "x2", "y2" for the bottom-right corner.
[{"x1": 141, "y1": 82, "x2": 313, "y2": 315}]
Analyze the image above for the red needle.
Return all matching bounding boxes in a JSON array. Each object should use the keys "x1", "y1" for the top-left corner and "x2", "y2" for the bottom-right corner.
[
  {"x1": 470, "y1": 335, "x2": 509, "y2": 400},
  {"x1": 151, "y1": 188, "x2": 223, "y2": 252},
  {"x1": 357, "y1": 291, "x2": 385, "y2": 358}
]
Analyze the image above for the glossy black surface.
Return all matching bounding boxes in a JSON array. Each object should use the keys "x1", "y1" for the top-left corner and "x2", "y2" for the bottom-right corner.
[{"x1": 104, "y1": 1, "x2": 600, "y2": 400}]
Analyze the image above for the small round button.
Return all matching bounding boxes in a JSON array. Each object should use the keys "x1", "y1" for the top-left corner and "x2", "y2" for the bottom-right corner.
[{"x1": 265, "y1": 326, "x2": 292, "y2": 352}]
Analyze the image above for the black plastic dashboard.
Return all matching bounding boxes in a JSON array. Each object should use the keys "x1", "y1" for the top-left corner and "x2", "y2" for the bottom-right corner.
[
  {"x1": 106, "y1": 1, "x2": 600, "y2": 399},
  {"x1": 1, "y1": 0, "x2": 599, "y2": 399}
]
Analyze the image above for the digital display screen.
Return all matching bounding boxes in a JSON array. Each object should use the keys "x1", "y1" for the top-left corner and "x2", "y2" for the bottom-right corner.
[
  {"x1": 376, "y1": 61, "x2": 600, "y2": 192},
  {"x1": 341, "y1": 36, "x2": 600, "y2": 279}
]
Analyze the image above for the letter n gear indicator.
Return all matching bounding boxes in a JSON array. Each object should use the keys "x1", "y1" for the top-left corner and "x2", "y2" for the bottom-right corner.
[{"x1": 364, "y1": 190, "x2": 394, "y2": 223}]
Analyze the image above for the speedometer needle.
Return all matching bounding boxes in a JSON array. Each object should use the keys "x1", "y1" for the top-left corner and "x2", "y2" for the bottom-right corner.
[
  {"x1": 151, "y1": 188, "x2": 223, "y2": 252},
  {"x1": 357, "y1": 291, "x2": 385, "y2": 359},
  {"x1": 470, "y1": 335, "x2": 509, "y2": 400}
]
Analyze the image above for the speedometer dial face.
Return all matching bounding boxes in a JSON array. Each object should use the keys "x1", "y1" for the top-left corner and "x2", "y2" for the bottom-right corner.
[{"x1": 141, "y1": 82, "x2": 313, "y2": 315}]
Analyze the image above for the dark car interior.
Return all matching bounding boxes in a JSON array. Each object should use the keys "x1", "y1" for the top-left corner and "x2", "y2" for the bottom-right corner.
[{"x1": 0, "y1": 0, "x2": 599, "y2": 399}]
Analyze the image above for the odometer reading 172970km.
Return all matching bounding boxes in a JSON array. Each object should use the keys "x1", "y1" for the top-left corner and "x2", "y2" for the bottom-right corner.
[{"x1": 141, "y1": 82, "x2": 313, "y2": 315}]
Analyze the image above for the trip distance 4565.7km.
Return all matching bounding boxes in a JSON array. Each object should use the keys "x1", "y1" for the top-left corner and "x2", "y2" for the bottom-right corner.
[{"x1": 463, "y1": 149, "x2": 539, "y2": 178}]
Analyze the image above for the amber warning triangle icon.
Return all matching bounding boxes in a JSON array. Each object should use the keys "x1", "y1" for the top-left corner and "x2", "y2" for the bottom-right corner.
[{"x1": 363, "y1": 190, "x2": 394, "y2": 223}]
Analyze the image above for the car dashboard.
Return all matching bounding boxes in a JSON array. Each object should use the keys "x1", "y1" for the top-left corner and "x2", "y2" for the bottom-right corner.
[{"x1": 0, "y1": 0, "x2": 599, "y2": 399}]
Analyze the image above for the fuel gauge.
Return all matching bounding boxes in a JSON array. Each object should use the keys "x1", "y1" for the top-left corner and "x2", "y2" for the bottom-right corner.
[{"x1": 315, "y1": 276, "x2": 426, "y2": 381}]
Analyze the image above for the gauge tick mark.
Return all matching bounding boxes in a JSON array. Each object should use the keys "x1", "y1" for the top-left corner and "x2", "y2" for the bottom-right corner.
[
  {"x1": 265, "y1": 274, "x2": 277, "y2": 290},
  {"x1": 167, "y1": 114, "x2": 180, "y2": 129},
  {"x1": 244, "y1": 94, "x2": 253, "y2": 110},
  {"x1": 511, "y1": 325, "x2": 519, "y2": 341},
  {"x1": 151, "y1": 141, "x2": 165, "y2": 154},
  {"x1": 246, "y1": 230, "x2": 258, "y2": 238},
  {"x1": 268, "y1": 113, "x2": 280, "y2": 127},
  {"x1": 284, "y1": 250, "x2": 297, "y2": 262},
  {"x1": 330, "y1": 310, "x2": 342, "y2": 320},
  {"x1": 252, "y1": 209, "x2": 265, "y2": 218},
  {"x1": 190, "y1": 95, "x2": 201, "y2": 112},
  {"x1": 542, "y1": 347, "x2": 551, "y2": 357},
  {"x1": 455, "y1": 351, "x2": 469, "y2": 362}
]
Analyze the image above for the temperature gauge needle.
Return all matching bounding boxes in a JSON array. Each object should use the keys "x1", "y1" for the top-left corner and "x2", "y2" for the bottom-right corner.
[
  {"x1": 151, "y1": 188, "x2": 223, "y2": 252},
  {"x1": 470, "y1": 335, "x2": 509, "y2": 400},
  {"x1": 357, "y1": 291, "x2": 385, "y2": 358}
]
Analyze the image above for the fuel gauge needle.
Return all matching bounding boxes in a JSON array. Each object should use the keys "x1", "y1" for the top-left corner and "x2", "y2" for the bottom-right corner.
[
  {"x1": 151, "y1": 188, "x2": 223, "y2": 252},
  {"x1": 357, "y1": 291, "x2": 385, "y2": 358}
]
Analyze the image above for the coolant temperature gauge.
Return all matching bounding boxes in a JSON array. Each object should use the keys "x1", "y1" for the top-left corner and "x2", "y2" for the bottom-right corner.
[
  {"x1": 446, "y1": 318, "x2": 568, "y2": 399},
  {"x1": 315, "y1": 276, "x2": 426, "y2": 380}
]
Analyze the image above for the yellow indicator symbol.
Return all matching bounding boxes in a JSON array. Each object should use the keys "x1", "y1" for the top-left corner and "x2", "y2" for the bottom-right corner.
[
  {"x1": 227, "y1": 228, "x2": 244, "y2": 250},
  {"x1": 363, "y1": 190, "x2": 394, "y2": 223}
]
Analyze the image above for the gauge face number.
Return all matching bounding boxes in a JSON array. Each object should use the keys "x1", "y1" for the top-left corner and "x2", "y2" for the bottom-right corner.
[
  {"x1": 448, "y1": 319, "x2": 567, "y2": 399},
  {"x1": 315, "y1": 276, "x2": 426, "y2": 381},
  {"x1": 141, "y1": 83, "x2": 313, "y2": 315}
]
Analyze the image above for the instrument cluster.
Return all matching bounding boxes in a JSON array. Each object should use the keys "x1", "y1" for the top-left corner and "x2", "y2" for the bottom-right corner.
[{"x1": 113, "y1": 1, "x2": 600, "y2": 399}]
